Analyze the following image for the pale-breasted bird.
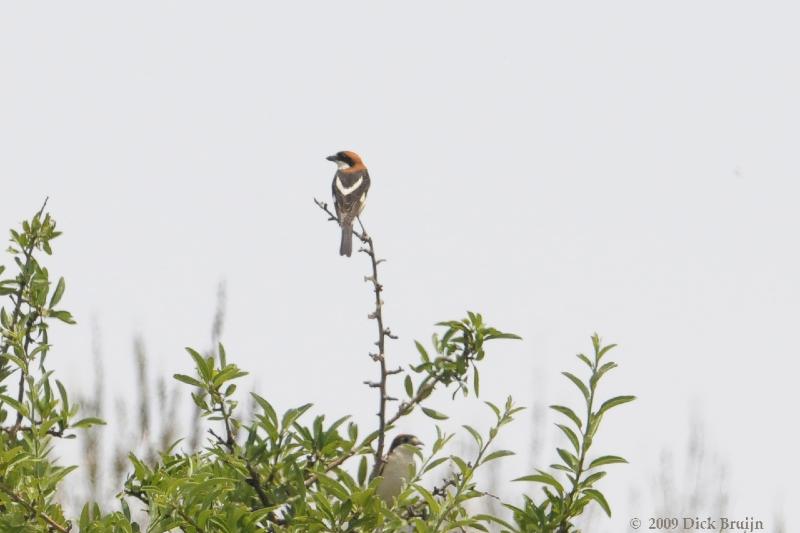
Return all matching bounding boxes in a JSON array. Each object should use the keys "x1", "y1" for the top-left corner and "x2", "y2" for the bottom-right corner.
[
  {"x1": 327, "y1": 150, "x2": 371, "y2": 257},
  {"x1": 376, "y1": 434, "x2": 423, "y2": 504}
]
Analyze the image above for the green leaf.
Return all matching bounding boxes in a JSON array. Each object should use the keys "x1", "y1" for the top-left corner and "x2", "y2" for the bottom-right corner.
[
  {"x1": 50, "y1": 310, "x2": 76, "y2": 324},
  {"x1": 414, "y1": 484, "x2": 440, "y2": 514},
  {"x1": 3, "y1": 353, "x2": 27, "y2": 373},
  {"x1": 557, "y1": 448, "x2": 578, "y2": 470},
  {"x1": 404, "y1": 375, "x2": 413, "y2": 397},
  {"x1": 485, "y1": 401, "x2": 500, "y2": 419},
  {"x1": 212, "y1": 365, "x2": 248, "y2": 386},
  {"x1": 49, "y1": 276, "x2": 66, "y2": 307},
  {"x1": 415, "y1": 340, "x2": 430, "y2": 363},
  {"x1": 421, "y1": 407, "x2": 448, "y2": 420},
  {"x1": 473, "y1": 514, "x2": 518, "y2": 531},
  {"x1": 482, "y1": 449, "x2": 514, "y2": 464},
  {"x1": 51, "y1": 465, "x2": 78, "y2": 486},
  {"x1": 423, "y1": 456, "x2": 449, "y2": 474},
  {"x1": 596, "y1": 395, "x2": 636, "y2": 417},
  {"x1": 282, "y1": 403, "x2": 313, "y2": 429},
  {"x1": 484, "y1": 331, "x2": 522, "y2": 341},
  {"x1": 462, "y1": 425, "x2": 483, "y2": 448},
  {"x1": 357, "y1": 456, "x2": 367, "y2": 486},
  {"x1": 450, "y1": 455, "x2": 470, "y2": 476},
  {"x1": 588, "y1": 455, "x2": 628, "y2": 469},
  {"x1": 0, "y1": 394, "x2": 29, "y2": 418},
  {"x1": 583, "y1": 488, "x2": 612, "y2": 516},
  {"x1": 174, "y1": 374, "x2": 204, "y2": 388},
  {"x1": 472, "y1": 367, "x2": 480, "y2": 397},
  {"x1": 556, "y1": 424, "x2": 580, "y2": 453},
  {"x1": 597, "y1": 343, "x2": 617, "y2": 360},
  {"x1": 549, "y1": 405, "x2": 582, "y2": 428},
  {"x1": 218, "y1": 343, "x2": 227, "y2": 366},
  {"x1": 71, "y1": 417, "x2": 105, "y2": 429},
  {"x1": 56, "y1": 380, "x2": 69, "y2": 415},
  {"x1": 562, "y1": 372, "x2": 589, "y2": 401},
  {"x1": 513, "y1": 470, "x2": 564, "y2": 494},
  {"x1": 581, "y1": 470, "x2": 607, "y2": 487},
  {"x1": 595, "y1": 361, "x2": 617, "y2": 382},
  {"x1": 186, "y1": 347, "x2": 210, "y2": 380},
  {"x1": 576, "y1": 353, "x2": 593, "y2": 368},
  {"x1": 315, "y1": 472, "x2": 349, "y2": 501},
  {"x1": 251, "y1": 393, "x2": 277, "y2": 426}
]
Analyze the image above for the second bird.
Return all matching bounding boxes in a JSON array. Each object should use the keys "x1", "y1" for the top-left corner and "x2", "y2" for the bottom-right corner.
[{"x1": 327, "y1": 150, "x2": 371, "y2": 257}]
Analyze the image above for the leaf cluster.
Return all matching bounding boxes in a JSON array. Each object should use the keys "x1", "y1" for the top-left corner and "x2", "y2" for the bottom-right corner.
[
  {"x1": 509, "y1": 335, "x2": 635, "y2": 532},
  {"x1": 0, "y1": 204, "x2": 635, "y2": 533}
]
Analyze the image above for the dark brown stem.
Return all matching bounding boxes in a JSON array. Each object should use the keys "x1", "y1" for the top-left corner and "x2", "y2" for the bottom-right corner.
[
  {"x1": 2, "y1": 423, "x2": 67, "y2": 438},
  {"x1": 124, "y1": 487, "x2": 150, "y2": 506},
  {"x1": 313, "y1": 199, "x2": 394, "y2": 479},
  {"x1": 210, "y1": 392, "x2": 283, "y2": 525},
  {"x1": 0, "y1": 198, "x2": 48, "y2": 358},
  {"x1": 310, "y1": 198, "x2": 476, "y2": 490},
  {"x1": 363, "y1": 231, "x2": 391, "y2": 478},
  {"x1": 0, "y1": 480, "x2": 70, "y2": 532},
  {"x1": 13, "y1": 314, "x2": 40, "y2": 429},
  {"x1": 175, "y1": 505, "x2": 205, "y2": 533},
  {"x1": 557, "y1": 361, "x2": 598, "y2": 533},
  {"x1": 1, "y1": 200, "x2": 49, "y2": 433}
]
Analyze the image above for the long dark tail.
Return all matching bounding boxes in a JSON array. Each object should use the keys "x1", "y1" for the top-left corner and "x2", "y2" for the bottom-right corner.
[{"x1": 339, "y1": 223, "x2": 353, "y2": 257}]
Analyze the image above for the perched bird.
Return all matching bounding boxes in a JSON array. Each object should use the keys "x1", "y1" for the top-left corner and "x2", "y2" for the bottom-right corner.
[
  {"x1": 376, "y1": 434, "x2": 423, "y2": 505},
  {"x1": 327, "y1": 150, "x2": 371, "y2": 257}
]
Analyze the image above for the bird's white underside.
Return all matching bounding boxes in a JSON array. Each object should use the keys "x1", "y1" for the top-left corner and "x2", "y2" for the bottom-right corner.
[
  {"x1": 376, "y1": 446, "x2": 417, "y2": 504},
  {"x1": 336, "y1": 175, "x2": 364, "y2": 196}
]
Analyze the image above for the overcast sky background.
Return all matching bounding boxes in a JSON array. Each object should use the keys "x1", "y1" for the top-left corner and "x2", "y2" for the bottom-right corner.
[{"x1": 1, "y1": 2, "x2": 798, "y2": 531}]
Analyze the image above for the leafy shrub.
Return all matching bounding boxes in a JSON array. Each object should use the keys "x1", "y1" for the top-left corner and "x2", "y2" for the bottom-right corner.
[{"x1": 0, "y1": 202, "x2": 634, "y2": 532}]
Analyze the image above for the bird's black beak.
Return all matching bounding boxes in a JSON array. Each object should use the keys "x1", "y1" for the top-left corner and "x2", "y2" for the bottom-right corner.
[{"x1": 326, "y1": 154, "x2": 338, "y2": 162}]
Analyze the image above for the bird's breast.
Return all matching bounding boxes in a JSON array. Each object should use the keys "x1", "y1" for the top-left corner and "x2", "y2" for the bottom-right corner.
[
  {"x1": 335, "y1": 175, "x2": 364, "y2": 196},
  {"x1": 376, "y1": 449, "x2": 416, "y2": 503}
]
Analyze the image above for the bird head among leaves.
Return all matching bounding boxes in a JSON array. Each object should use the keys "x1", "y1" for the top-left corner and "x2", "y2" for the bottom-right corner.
[{"x1": 388, "y1": 434, "x2": 424, "y2": 453}]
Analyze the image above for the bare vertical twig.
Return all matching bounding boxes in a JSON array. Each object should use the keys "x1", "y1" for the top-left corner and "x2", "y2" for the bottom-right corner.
[
  {"x1": 358, "y1": 217, "x2": 395, "y2": 478},
  {"x1": 313, "y1": 198, "x2": 397, "y2": 478}
]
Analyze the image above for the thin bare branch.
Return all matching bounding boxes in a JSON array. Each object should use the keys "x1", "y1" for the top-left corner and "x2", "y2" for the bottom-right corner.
[
  {"x1": 0, "y1": 480, "x2": 71, "y2": 532},
  {"x1": 312, "y1": 199, "x2": 396, "y2": 478}
]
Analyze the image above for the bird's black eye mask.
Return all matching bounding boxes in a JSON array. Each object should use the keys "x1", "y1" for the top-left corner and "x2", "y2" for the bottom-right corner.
[{"x1": 338, "y1": 152, "x2": 353, "y2": 166}]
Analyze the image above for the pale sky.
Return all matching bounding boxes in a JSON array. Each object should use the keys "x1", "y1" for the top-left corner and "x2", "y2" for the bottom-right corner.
[{"x1": 1, "y1": 2, "x2": 798, "y2": 531}]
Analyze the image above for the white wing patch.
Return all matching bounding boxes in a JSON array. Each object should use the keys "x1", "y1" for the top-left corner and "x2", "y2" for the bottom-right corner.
[{"x1": 336, "y1": 175, "x2": 363, "y2": 196}]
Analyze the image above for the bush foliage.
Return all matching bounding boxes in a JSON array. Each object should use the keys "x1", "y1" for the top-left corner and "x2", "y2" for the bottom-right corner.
[{"x1": 0, "y1": 203, "x2": 634, "y2": 532}]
